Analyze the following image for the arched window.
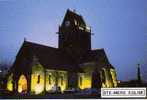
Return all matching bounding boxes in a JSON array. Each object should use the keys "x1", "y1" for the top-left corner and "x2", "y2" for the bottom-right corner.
[
  {"x1": 37, "y1": 75, "x2": 40, "y2": 84},
  {"x1": 49, "y1": 74, "x2": 51, "y2": 85},
  {"x1": 7, "y1": 73, "x2": 13, "y2": 91},
  {"x1": 18, "y1": 74, "x2": 27, "y2": 93}
]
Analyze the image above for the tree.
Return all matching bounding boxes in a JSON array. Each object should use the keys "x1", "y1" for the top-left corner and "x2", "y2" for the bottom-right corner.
[{"x1": 0, "y1": 61, "x2": 11, "y2": 72}]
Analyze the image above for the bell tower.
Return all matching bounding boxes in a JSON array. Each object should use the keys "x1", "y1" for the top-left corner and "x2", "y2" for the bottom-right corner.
[{"x1": 58, "y1": 9, "x2": 91, "y2": 55}]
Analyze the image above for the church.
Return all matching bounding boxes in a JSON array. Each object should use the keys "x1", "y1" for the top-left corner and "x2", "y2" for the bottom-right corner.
[{"x1": 6, "y1": 9, "x2": 117, "y2": 95}]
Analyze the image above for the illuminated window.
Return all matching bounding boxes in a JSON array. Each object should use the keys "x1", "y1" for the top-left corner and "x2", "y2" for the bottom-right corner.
[
  {"x1": 37, "y1": 75, "x2": 40, "y2": 84},
  {"x1": 49, "y1": 74, "x2": 51, "y2": 84},
  {"x1": 61, "y1": 76, "x2": 63, "y2": 85},
  {"x1": 80, "y1": 76, "x2": 82, "y2": 86}
]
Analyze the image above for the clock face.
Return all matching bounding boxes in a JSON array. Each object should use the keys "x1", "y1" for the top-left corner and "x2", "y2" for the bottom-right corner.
[{"x1": 65, "y1": 20, "x2": 70, "y2": 27}]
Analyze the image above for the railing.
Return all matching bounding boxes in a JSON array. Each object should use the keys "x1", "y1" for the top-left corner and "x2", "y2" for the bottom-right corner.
[{"x1": 78, "y1": 26, "x2": 91, "y2": 33}]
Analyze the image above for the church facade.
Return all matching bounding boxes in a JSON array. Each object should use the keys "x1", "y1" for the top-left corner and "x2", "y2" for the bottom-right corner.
[{"x1": 6, "y1": 9, "x2": 117, "y2": 95}]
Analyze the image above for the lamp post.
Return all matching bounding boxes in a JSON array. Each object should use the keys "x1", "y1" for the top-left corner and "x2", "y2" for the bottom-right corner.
[{"x1": 137, "y1": 63, "x2": 141, "y2": 84}]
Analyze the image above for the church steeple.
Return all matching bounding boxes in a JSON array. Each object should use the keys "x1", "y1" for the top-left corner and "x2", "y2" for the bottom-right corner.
[{"x1": 58, "y1": 9, "x2": 91, "y2": 55}]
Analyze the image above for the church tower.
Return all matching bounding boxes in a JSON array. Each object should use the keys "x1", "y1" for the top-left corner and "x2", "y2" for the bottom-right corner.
[{"x1": 58, "y1": 9, "x2": 91, "y2": 56}]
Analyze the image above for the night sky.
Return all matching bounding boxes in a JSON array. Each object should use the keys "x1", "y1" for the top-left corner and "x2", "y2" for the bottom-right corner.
[{"x1": 0, "y1": 0, "x2": 147, "y2": 81}]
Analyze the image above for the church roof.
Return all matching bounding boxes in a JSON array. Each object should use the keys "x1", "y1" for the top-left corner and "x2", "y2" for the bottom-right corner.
[
  {"x1": 16, "y1": 41, "x2": 83, "y2": 72},
  {"x1": 61, "y1": 9, "x2": 86, "y2": 27},
  {"x1": 13, "y1": 41, "x2": 111, "y2": 72}
]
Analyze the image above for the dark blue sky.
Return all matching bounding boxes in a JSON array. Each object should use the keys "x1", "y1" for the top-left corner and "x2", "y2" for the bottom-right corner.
[{"x1": 0, "y1": 0, "x2": 147, "y2": 81}]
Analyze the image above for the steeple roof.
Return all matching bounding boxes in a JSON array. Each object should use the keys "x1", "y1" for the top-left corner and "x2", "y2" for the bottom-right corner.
[{"x1": 61, "y1": 9, "x2": 86, "y2": 27}]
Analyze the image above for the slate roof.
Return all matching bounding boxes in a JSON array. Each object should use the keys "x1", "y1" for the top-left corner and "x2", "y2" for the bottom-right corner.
[
  {"x1": 20, "y1": 41, "x2": 79, "y2": 72},
  {"x1": 15, "y1": 41, "x2": 111, "y2": 72}
]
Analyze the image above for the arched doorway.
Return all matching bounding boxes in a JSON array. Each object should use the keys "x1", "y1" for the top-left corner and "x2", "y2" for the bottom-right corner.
[{"x1": 18, "y1": 74, "x2": 28, "y2": 94}]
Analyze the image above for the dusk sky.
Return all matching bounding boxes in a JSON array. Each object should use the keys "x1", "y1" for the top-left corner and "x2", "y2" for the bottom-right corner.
[{"x1": 0, "y1": 0, "x2": 147, "y2": 81}]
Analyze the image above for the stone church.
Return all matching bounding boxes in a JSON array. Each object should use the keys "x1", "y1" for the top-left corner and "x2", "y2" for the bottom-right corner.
[{"x1": 6, "y1": 9, "x2": 117, "y2": 95}]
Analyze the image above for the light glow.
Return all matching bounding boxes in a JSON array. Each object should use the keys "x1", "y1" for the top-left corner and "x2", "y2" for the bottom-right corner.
[
  {"x1": 31, "y1": 64, "x2": 45, "y2": 94},
  {"x1": 57, "y1": 71, "x2": 67, "y2": 92},
  {"x1": 101, "y1": 68, "x2": 117, "y2": 88},
  {"x1": 78, "y1": 73, "x2": 92, "y2": 89},
  {"x1": 45, "y1": 70, "x2": 56, "y2": 92},
  {"x1": 34, "y1": 84, "x2": 44, "y2": 94},
  {"x1": 45, "y1": 70, "x2": 68, "y2": 92},
  {"x1": 7, "y1": 73, "x2": 13, "y2": 91},
  {"x1": 110, "y1": 68, "x2": 117, "y2": 87},
  {"x1": 18, "y1": 74, "x2": 27, "y2": 93}
]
